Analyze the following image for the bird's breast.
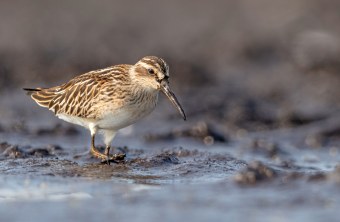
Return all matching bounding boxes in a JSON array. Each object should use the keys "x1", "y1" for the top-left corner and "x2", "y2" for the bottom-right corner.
[{"x1": 97, "y1": 90, "x2": 158, "y2": 130}]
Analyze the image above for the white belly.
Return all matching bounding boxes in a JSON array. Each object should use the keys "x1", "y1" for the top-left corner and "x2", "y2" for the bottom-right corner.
[
  {"x1": 57, "y1": 102, "x2": 156, "y2": 131},
  {"x1": 57, "y1": 114, "x2": 93, "y2": 129},
  {"x1": 96, "y1": 106, "x2": 154, "y2": 130}
]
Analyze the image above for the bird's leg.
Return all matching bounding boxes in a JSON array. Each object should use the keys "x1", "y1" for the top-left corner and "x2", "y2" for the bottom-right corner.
[
  {"x1": 104, "y1": 145, "x2": 111, "y2": 165},
  {"x1": 90, "y1": 134, "x2": 108, "y2": 161},
  {"x1": 90, "y1": 134, "x2": 125, "y2": 164},
  {"x1": 102, "y1": 145, "x2": 126, "y2": 164},
  {"x1": 102, "y1": 130, "x2": 126, "y2": 163}
]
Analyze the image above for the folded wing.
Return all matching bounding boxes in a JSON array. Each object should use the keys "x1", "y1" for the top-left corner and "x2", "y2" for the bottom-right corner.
[{"x1": 24, "y1": 73, "x2": 102, "y2": 118}]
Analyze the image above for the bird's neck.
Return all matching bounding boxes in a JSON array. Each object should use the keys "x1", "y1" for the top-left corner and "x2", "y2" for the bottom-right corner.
[{"x1": 128, "y1": 84, "x2": 159, "y2": 106}]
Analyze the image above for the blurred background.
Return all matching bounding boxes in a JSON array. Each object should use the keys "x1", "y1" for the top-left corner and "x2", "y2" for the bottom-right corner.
[{"x1": 1, "y1": 0, "x2": 340, "y2": 133}]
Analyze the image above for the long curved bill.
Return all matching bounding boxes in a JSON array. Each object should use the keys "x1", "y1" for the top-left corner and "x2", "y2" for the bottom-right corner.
[{"x1": 160, "y1": 79, "x2": 186, "y2": 120}]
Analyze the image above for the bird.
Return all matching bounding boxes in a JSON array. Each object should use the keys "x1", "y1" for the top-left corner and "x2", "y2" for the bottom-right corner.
[{"x1": 24, "y1": 56, "x2": 186, "y2": 164}]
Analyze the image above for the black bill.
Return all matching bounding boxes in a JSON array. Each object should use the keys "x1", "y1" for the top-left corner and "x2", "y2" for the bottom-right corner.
[{"x1": 160, "y1": 79, "x2": 186, "y2": 120}]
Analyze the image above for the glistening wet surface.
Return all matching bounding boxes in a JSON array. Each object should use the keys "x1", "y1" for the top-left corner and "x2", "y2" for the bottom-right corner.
[{"x1": 0, "y1": 106, "x2": 339, "y2": 222}]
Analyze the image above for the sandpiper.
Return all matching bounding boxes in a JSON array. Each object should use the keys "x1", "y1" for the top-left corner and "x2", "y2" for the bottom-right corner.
[{"x1": 24, "y1": 56, "x2": 186, "y2": 164}]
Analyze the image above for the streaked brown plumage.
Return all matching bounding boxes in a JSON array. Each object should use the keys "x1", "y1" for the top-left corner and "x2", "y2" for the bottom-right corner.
[{"x1": 24, "y1": 56, "x2": 186, "y2": 164}]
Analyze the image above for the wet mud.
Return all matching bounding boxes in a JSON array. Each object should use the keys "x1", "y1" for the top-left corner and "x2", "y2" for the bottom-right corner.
[
  {"x1": 0, "y1": 115, "x2": 339, "y2": 222},
  {"x1": 0, "y1": 140, "x2": 244, "y2": 183},
  {"x1": 2, "y1": 86, "x2": 340, "y2": 221}
]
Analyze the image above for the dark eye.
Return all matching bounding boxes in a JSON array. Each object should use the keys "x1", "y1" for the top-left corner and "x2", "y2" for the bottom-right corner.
[{"x1": 148, "y1": 69, "x2": 155, "y2": 74}]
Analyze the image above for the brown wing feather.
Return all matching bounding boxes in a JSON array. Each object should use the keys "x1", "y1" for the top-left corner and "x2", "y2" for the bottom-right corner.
[
  {"x1": 49, "y1": 79, "x2": 101, "y2": 117},
  {"x1": 24, "y1": 65, "x2": 131, "y2": 118}
]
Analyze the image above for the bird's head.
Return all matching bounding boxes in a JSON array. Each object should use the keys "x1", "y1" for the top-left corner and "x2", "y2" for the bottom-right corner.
[{"x1": 132, "y1": 56, "x2": 186, "y2": 120}]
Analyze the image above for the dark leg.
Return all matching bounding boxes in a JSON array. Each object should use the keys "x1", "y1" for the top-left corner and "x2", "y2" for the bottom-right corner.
[
  {"x1": 104, "y1": 145, "x2": 111, "y2": 165},
  {"x1": 90, "y1": 134, "x2": 126, "y2": 164},
  {"x1": 103, "y1": 146, "x2": 126, "y2": 164}
]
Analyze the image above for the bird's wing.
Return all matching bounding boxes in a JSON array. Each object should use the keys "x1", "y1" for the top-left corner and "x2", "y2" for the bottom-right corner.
[
  {"x1": 48, "y1": 75, "x2": 103, "y2": 118},
  {"x1": 26, "y1": 64, "x2": 131, "y2": 118},
  {"x1": 27, "y1": 67, "x2": 119, "y2": 118}
]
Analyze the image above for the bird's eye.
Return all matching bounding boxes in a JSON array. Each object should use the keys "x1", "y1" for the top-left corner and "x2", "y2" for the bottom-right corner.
[{"x1": 148, "y1": 69, "x2": 155, "y2": 74}]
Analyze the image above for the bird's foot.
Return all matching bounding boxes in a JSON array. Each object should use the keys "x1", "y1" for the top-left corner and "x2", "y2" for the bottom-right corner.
[
  {"x1": 90, "y1": 145, "x2": 126, "y2": 165},
  {"x1": 101, "y1": 152, "x2": 126, "y2": 165}
]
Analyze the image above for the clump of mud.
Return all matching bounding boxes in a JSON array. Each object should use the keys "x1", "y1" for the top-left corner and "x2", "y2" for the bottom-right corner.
[
  {"x1": 0, "y1": 142, "x2": 64, "y2": 159},
  {"x1": 234, "y1": 161, "x2": 277, "y2": 185}
]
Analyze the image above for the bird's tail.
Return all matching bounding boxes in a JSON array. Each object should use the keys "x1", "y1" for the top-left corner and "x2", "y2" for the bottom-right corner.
[
  {"x1": 23, "y1": 88, "x2": 42, "y2": 95},
  {"x1": 23, "y1": 87, "x2": 55, "y2": 108}
]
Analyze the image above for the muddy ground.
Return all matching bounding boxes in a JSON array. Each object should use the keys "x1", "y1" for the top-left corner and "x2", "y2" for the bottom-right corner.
[{"x1": 1, "y1": 1, "x2": 340, "y2": 222}]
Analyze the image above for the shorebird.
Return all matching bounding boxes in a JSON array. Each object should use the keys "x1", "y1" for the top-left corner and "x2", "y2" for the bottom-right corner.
[{"x1": 24, "y1": 56, "x2": 186, "y2": 164}]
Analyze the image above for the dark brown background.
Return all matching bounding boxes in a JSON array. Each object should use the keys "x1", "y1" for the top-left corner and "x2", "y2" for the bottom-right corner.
[{"x1": 1, "y1": 0, "x2": 340, "y2": 123}]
